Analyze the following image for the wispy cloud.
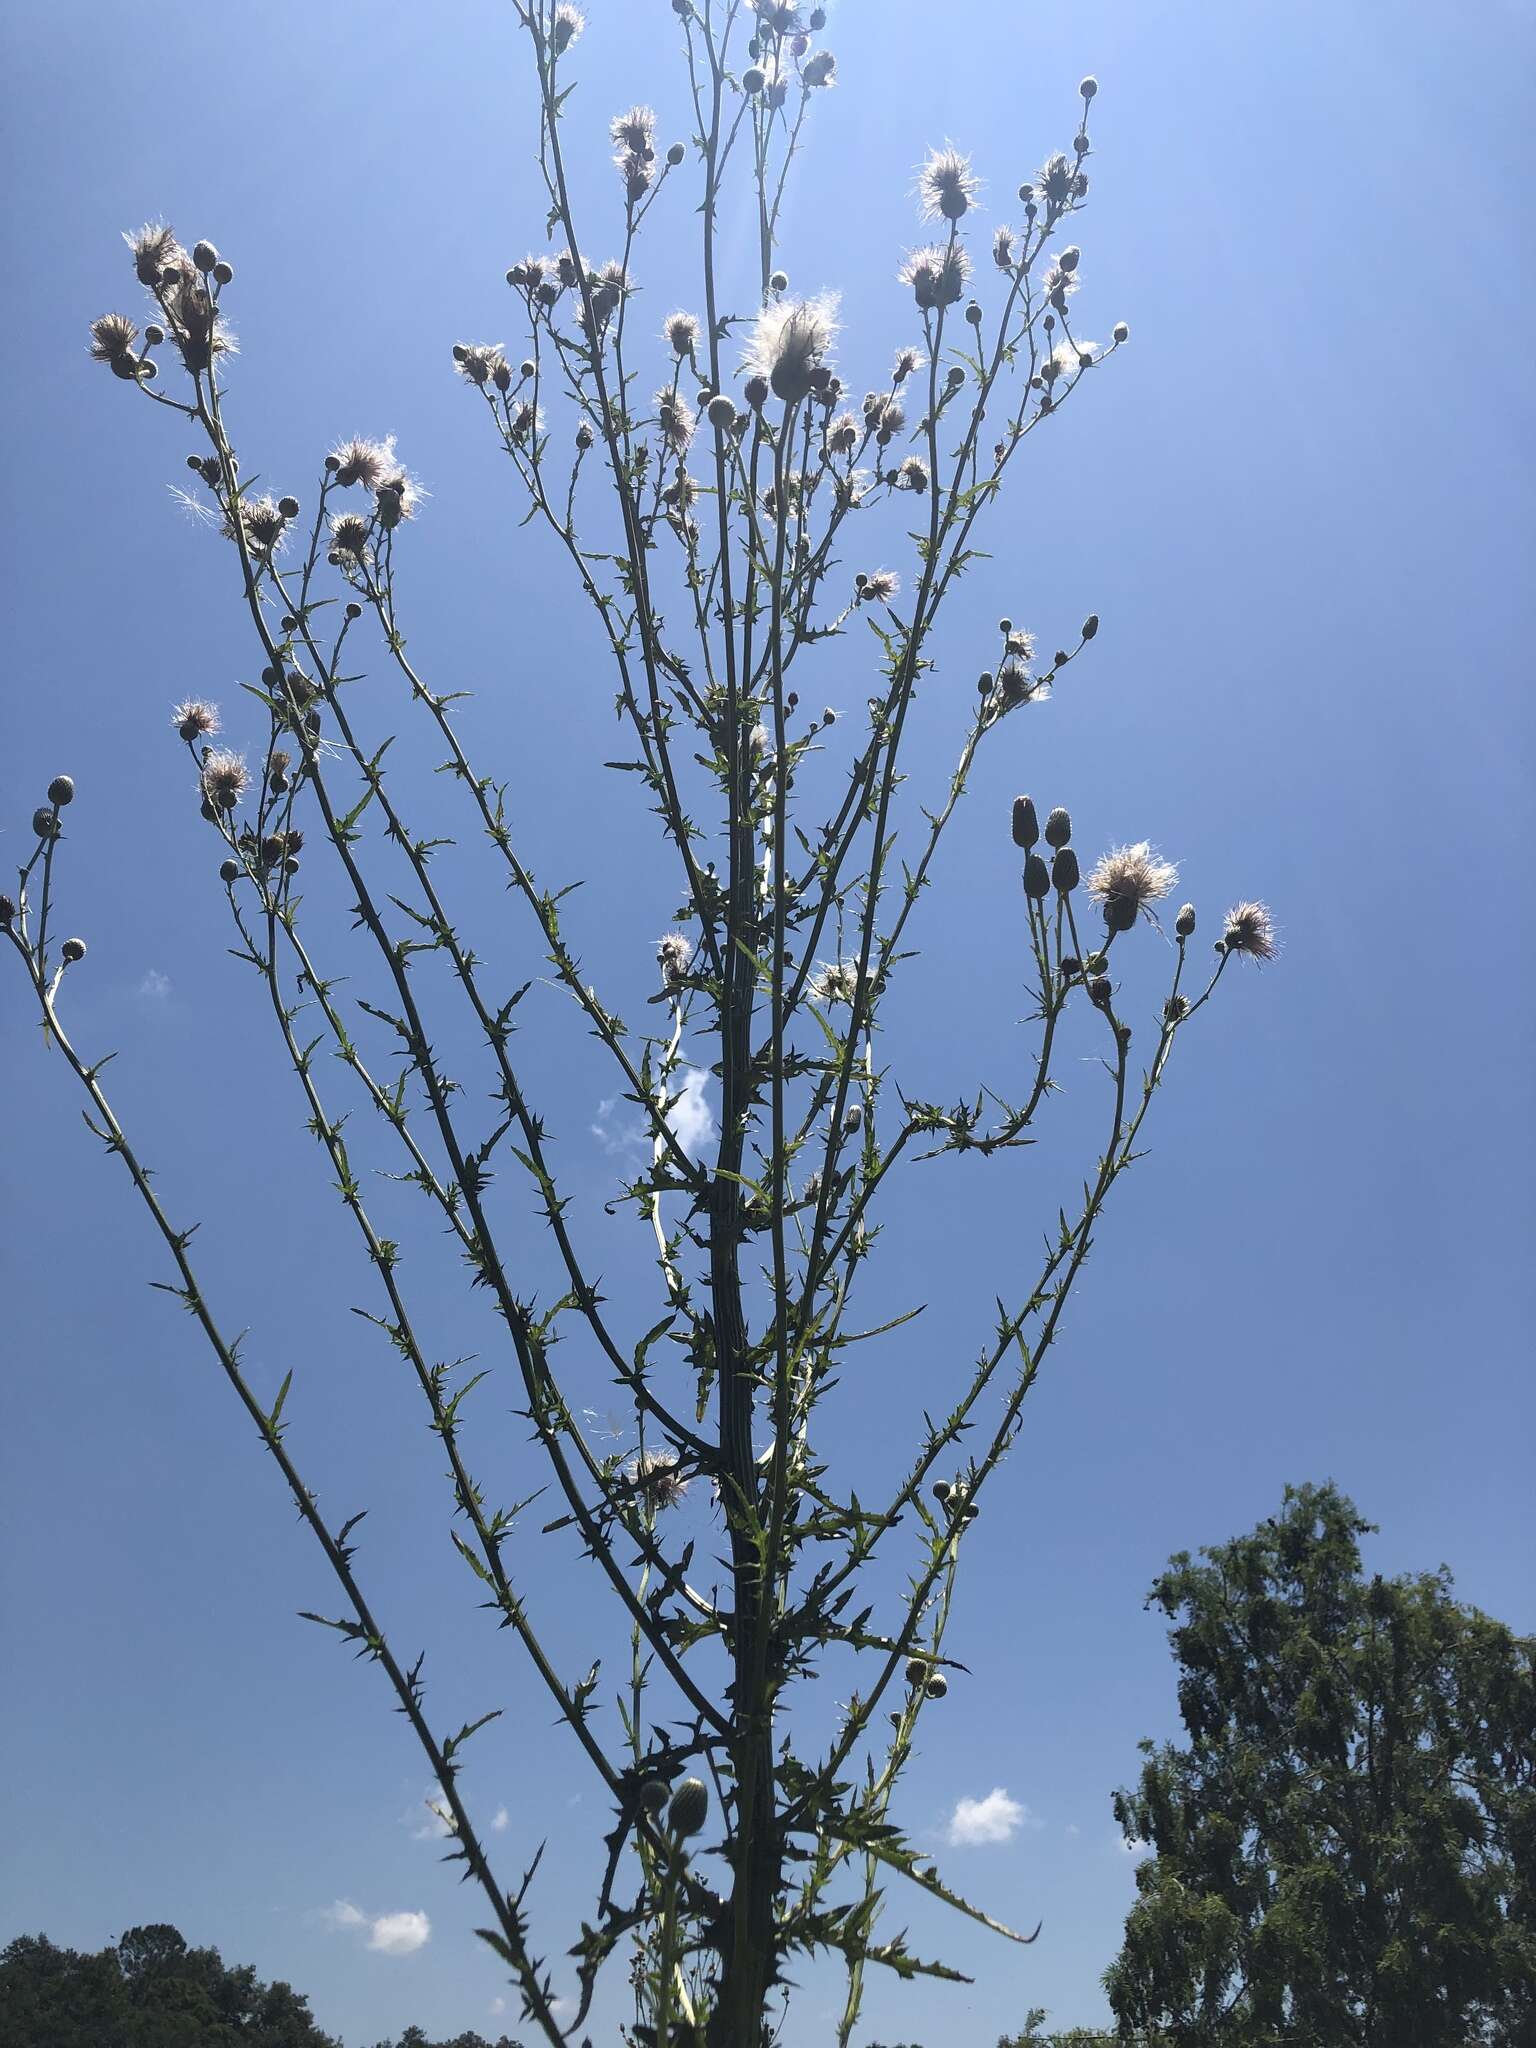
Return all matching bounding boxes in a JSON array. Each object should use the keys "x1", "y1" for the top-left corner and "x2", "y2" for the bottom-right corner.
[
  {"x1": 946, "y1": 1787, "x2": 1036, "y2": 1847},
  {"x1": 320, "y1": 1900, "x2": 431, "y2": 1956},
  {"x1": 137, "y1": 968, "x2": 172, "y2": 1002},
  {"x1": 490, "y1": 1805, "x2": 510, "y2": 1832},
  {"x1": 592, "y1": 1068, "x2": 716, "y2": 1160}
]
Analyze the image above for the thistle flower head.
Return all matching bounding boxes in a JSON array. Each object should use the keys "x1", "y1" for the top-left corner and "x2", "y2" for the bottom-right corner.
[
  {"x1": 993, "y1": 224, "x2": 1017, "y2": 270},
  {"x1": 1086, "y1": 842, "x2": 1179, "y2": 930},
  {"x1": 172, "y1": 699, "x2": 220, "y2": 741},
  {"x1": 825, "y1": 410, "x2": 860, "y2": 455},
  {"x1": 611, "y1": 105, "x2": 655, "y2": 154},
  {"x1": 201, "y1": 749, "x2": 249, "y2": 811},
  {"x1": 810, "y1": 960, "x2": 860, "y2": 1005},
  {"x1": 664, "y1": 310, "x2": 701, "y2": 357},
  {"x1": 161, "y1": 256, "x2": 232, "y2": 372},
  {"x1": 996, "y1": 658, "x2": 1044, "y2": 710},
  {"x1": 918, "y1": 145, "x2": 979, "y2": 222},
  {"x1": 551, "y1": 2, "x2": 584, "y2": 52},
  {"x1": 374, "y1": 468, "x2": 420, "y2": 527},
  {"x1": 896, "y1": 454, "x2": 930, "y2": 493},
  {"x1": 1049, "y1": 340, "x2": 1094, "y2": 382},
  {"x1": 455, "y1": 343, "x2": 505, "y2": 387},
  {"x1": 898, "y1": 242, "x2": 970, "y2": 310},
  {"x1": 859, "y1": 569, "x2": 900, "y2": 604},
  {"x1": 656, "y1": 389, "x2": 696, "y2": 453},
  {"x1": 742, "y1": 292, "x2": 838, "y2": 404},
  {"x1": 226, "y1": 494, "x2": 289, "y2": 558},
  {"x1": 629, "y1": 1450, "x2": 688, "y2": 1512},
  {"x1": 509, "y1": 400, "x2": 542, "y2": 442},
  {"x1": 1006, "y1": 627, "x2": 1036, "y2": 661},
  {"x1": 864, "y1": 394, "x2": 905, "y2": 437},
  {"x1": 803, "y1": 48, "x2": 837, "y2": 89},
  {"x1": 331, "y1": 436, "x2": 397, "y2": 490},
  {"x1": 656, "y1": 931, "x2": 693, "y2": 987},
  {"x1": 1037, "y1": 153, "x2": 1075, "y2": 206},
  {"x1": 329, "y1": 511, "x2": 370, "y2": 558},
  {"x1": 124, "y1": 221, "x2": 182, "y2": 286},
  {"x1": 1222, "y1": 901, "x2": 1278, "y2": 961},
  {"x1": 89, "y1": 312, "x2": 140, "y2": 365}
]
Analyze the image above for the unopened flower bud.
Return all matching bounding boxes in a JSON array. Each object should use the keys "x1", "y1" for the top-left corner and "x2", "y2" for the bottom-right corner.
[
  {"x1": 1012, "y1": 796, "x2": 1038, "y2": 849},
  {"x1": 212, "y1": 261, "x2": 233, "y2": 286},
  {"x1": 144, "y1": 323, "x2": 165, "y2": 346},
  {"x1": 33, "y1": 807, "x2": 58, "y2": 839},
  {"x1": 192, "y1": 240, "x2": 219, "y2": 271},
  {"x1": 1052, "y1": 847, "x2": 1079, "y2": 893},
  {"x1": 1080, "y1": 74, "x2": 1098, "y2": 99},
  {"x1": 61, "y1": 937, "x2": 87, "y2": 964},
  {"x1": 931, "y1": 1480, "x2": 952, "y2": 1501},
  {"x1": 1088, "y1": 974, "x2": 1113, "y2": 1007},
  {"x1": 743, "y1": 65, "x2": 766, "y2": 93},
  {"x1": 1044, "y1": 806, "x2": 1072, "y2": 848},
  {"x1": 1175, "y1": 903, "x2": 1196, "y2": 938},
  {"x1": 842, "y1": 1103, "x2": 863, "y2": 1134},
  {"x1": 1059, "y1": 956, "x2": 1082, "y2": 978},
  {"x1": 219, "y1": 858, "x2": 241, "y2": 884},
  {"x1": 744, "y1": 373, "x2": 769, "y2": 410},
  {"x1": 1081, "y1": 614, "x2": 1099, "y2": 640},
  {"x1": 48, "y1": 775, "x2": 75, "y2": 807},
  {"x1": 638, "y1": 1778, "x2": 670, "y2": 1816},
  {"x1": 965, "y1": 301, "x2": 982, "y2": 325},
  {"x1": 926, "y1": 1673, "x2": 949, "y2": 1698},
  {"x1": 666, "y1": 141, "x2": 686, "y2": 165},
  {"x1": 277, "y1": 495, "x2": 299, "y2": 520},
  {"x1": 1113, "y1": 321, "x2": 1129, "y2": 343},
  {"x1": 0, "y1": 894, "x2": 15, "y2": 926},
  {"x1": 668, "y1": 1777, "x2": 709, "y2": 1837},
  {"x1": 1023, "y1": 853, "x2": 1051, "y2": 900},
  {"x1": 1059, "y1": 245, "x2": 1081, "y2": 273},
  {"x1": 575, "y1": 420, "x2": 594, "y2": 450},
  {"x1": 707, "y1": 394, "x2": 737, "y2": 429},
  {"x1": 769, "y1": 269, "x2": 789, "y2": 293},
  {"x1": 905, "y1": 1657, "x2": 928, "y2": 1686},
  {"x1": 1086, "y1": 951, "x2": 1108, "y2": 974}
]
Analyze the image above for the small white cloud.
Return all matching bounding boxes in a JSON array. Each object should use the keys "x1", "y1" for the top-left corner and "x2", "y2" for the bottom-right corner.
[
  {"x1": 137, "y1": 968, "x2": 172, "y2": 1002},
  {"x1": 592, "y1": 1069, "x2": 716, "y2": 1161},
  {"x1": 1064, "y1": 1822, "x2": 1081, "y2": 1837},
  {"x1": 369, "y1": 1910, "x2": 431, "y2": 1956},
  {"x1": 490, "y1": 1997, "x2": 507, "y2": 2017},
  {"x1": 947, "y1": 1787, "x2": 1032, "y2": 1847},
  {"x1": 320, "y1": 1899, "x2": 431, "y2": 1956},
  {"x1": 665, "y1": 1068, "x2": 716, "y2": 1156},
  {"x1": 406, "y1": 1784, "x2": 456, "y2": 1840},
  {"x1": 490, "y1": 1805, "x2": 510, "y2": 1832}
]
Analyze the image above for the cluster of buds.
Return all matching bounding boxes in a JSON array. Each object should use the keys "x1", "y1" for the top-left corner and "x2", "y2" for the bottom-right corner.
[{"x1": 903, "y1": 1656, "x2": 950, "y2": 1700}]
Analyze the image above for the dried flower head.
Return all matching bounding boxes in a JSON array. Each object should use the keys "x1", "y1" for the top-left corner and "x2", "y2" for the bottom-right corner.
[
  {"x1": 898, "y1": 243, "x2": 970, "y2": 310},
  {"x1": 172, "y1": 699, "x2": 220, "y2": 741},
  {"x1": 995, "y1": 658, "x2": 1045, "y2": 711},
  {"x1": 656, "y1": 931, "x2": 693, "y2": 987},
  {"x1": 810, "y1": 960, "x2": 860, "y2": 1005},
  {"x1": 664, "y1": 310, "x2": 701, "y2": 357},
  {"x1": 125, "y1": 221, "x2": 182, "y2": 286},
  {"x1": 551, "y1": 2, "x2": 584, "y2": 52},
  {"x1": 743, "y1": 292, "x2": 838, "y2": 404},
  {"x1": 656, "y1": 389, "x2": 696, "y2": 454},
  {"x1": 803, "y1": 48, "x2": 837, "y2": 88},
  {"x1": 896, "y1": 454, "x2": 930, "y2": 493},
  {"x1": 329, "y1": 511, "x2": 370, "y2": 559},
  {"x1": 201, "y1": 749, "x2": 249, "y2": 811},
  {"x1": 161, "y1": 256, "x2": 231, "y2": 373},
  {"x1": 509, "y1": 400, "x2": 542, "y2": 442},
  {"x1": 825, "y1": 410, "x2": 860, "y2": 456},
  {"x1": 331, "y1": 436, "x2": 397, "y2": 490},
  {"x1": 892, "y1": 346, "x2": 923, "y2": 382},
  {"x1": 1222, "y1": 901, "x2": 1278, "y2": 961},
  {"x1": 1006, "y1": 627, "x2": 1037, "y2": 661},
  {"x1": 864, "y1": 394, "x2": 905, "y2": 438},
  {"x1": 611, "y1": 105, "x2": 655, "y2": 155},
  {"x1": 629, "y1": 1449, "x2": 688, "y2": 1513},
  {"x1": 225, "y1": 494, "x2": 289, "y2": 558},
  {"x1": 1037, "y1": 153, "x2": 1075, "y2": 207},
  {"x1": 918, "y1": 145, "x2": 979, "y2": 222},
  {"x1": 1086, "y1": 842, "x2": 1179, "y2": 931},
  {"x1": 859, "y1": 569, "x2": 900, "y2": 604},
  {"x1": 993, "y1": 225, "x2": 1017, "y2": 270},
  {"x1": 89, "y1": 313, "x2": 141, "y2": 370},
  {"x1": 455, "y1": 343, "x2": 505, "y2": 387}
]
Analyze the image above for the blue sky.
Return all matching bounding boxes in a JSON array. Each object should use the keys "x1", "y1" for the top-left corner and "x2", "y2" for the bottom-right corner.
[{"x1": 2, "y1": 1, "x2": 1533, "y2": 2042}]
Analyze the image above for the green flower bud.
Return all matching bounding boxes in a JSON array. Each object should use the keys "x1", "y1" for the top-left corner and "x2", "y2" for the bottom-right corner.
[
  {"x1": 1052, "y1": 847, "x2": 1080, "y2": 893},
  {"x1": 1011, "y1": 796, "x2": 1038, "y2": 849},
  {"x1": 1023, "y1": 854, "x2": 1051, "y2": 900},
  {"x1": 48, "y1": 775, "x2": 75, "y2": 807},
  {"x1": 1175, "y1": 903, "x2": 1196, "y2": 938},
  {"x1": 61, "y1": 936, "x2": 87, "y2": 964},
  {"x1": 668, "y1": 1777, "x2": 709, "y2": 1837},
  {"x1": 1044, "y1": 806, "x2": 1072, "y2": 848}
]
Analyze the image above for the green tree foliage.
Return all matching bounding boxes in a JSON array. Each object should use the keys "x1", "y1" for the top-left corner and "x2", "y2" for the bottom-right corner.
[
  {"x1": 1105, "y1": 1483, "x2": 1536, "y2": 2045},
  {"x1": 0, "y1": 1924, "x2": 340, "y2": 2048}
]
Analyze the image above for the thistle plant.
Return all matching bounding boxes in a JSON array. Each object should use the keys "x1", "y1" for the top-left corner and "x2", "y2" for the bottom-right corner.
[{"x1": 5, "y1": 5, "x2": 1275, "y2": 2043}]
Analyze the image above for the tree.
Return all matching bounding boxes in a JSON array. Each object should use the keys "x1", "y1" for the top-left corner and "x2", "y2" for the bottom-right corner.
[
  {"x1": 0, "y1": 1925, "x2": 340, "y2": 2048},
  {"x1": 3, "y1": 5, "x2": 1275, "y2": 2043},
  {"x1": 1106, "y1": 1484, "x2": 1536, "y2": 2045}
]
